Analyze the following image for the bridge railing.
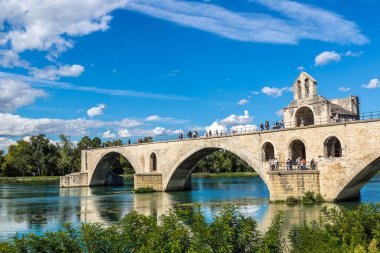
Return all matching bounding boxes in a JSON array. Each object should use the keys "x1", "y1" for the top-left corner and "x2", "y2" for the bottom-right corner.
[
  {"x1": 96, "y1": 110, "x2": 380, "y2": 148},
  {"x1": 268, "y1": 161, "x2": 317, "y2": 172}
]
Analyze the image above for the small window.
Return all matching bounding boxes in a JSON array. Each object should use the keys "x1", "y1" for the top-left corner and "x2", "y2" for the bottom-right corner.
[
  {"x1": 262, "y1": 142, "x2": 275, "y2": 161},
  {"x1": 150, "y1": 153, "x2": 157, "y2": 171},
  {"x1": 325, "y1": 137, "x2": 342, "y2": 157}
]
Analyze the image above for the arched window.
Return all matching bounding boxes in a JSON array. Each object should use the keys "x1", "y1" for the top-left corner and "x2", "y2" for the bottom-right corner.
[
  {"x1": 305, "y1": 78, "x2": 310, "y2": 97},
  {"x1": 150, "y1": 153, "x2": 157, "y2": 171},
  {"x1": 262, "y1": 142, "x2": 275, "y2": 161},
  {"x1": 297, "y1": 80, "x2": 302, "y2": 99},
  {"x1": 295, "y1": 107, "x2": 314, "y2": 127},
  {"x1": 325, "y1": 137, "x2": 342, "y2": 157},
  {"x1": 289, "y1": 139, "x2": 306, "y2": 162}
]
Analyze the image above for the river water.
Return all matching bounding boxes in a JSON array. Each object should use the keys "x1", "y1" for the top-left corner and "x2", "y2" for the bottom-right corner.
[{"x1": 0, "y1": 175, "x2": 379, "y2": 242}]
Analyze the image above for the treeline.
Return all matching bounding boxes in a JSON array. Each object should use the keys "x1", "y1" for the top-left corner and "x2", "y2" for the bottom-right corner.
[
  {"x1": 0, "y1": 134, "x2": 128, "y2": 177},
  {"x1": 1, "y1": 204, "x2": 380, "y2": 252},
  {"x1": 193, "y1": 150, "x2": 253, "y2": 173},
  {"x1": 0, "y1": 134, "x2": 253, "y2": 177}
]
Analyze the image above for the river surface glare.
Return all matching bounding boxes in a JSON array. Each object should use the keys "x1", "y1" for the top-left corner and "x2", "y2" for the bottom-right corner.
[{"x1": 0, "y1": 175, "x2": 379, "y2": 242}]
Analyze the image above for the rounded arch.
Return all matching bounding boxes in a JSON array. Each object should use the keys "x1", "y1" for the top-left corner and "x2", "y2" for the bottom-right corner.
[
  {"x1": 324, "y1": 136, "x2": 342, "y2": 158},
  {"x1": 295, "y1": 106, "x2": 314, "y2": 127},
  {"x1": 164, "y1": 144, "x2": 267, "y2": 191},
  {"x1": 90, "y1": 151, "x2": 136, "y2": 186},
  {"x1": 288, "y1": 139, "x2": 306, "y2": 162},
  {"x1": 262, "y1": 142, "x2": 275, "y2": 161},
  {"x1": 335, "y1": 155, "x2": 380, "y2": 201},
  {"x1": 150, "y1": 152, "x2": 157, "y2": 171}
]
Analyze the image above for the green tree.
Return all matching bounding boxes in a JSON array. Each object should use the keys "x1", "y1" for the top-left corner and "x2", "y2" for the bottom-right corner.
[
  {"x1": 0, "y1": 150, "x2": 5, "y2": 175},
  {"x1": 29, "y1": 134, "x2": 58, "y2": 176},
  {"x1": 3, "y1": 140, "x2": 33, "y2": 176},
  {"x1": 57, "y1": 134, "x2": 77, "y2": 175}
]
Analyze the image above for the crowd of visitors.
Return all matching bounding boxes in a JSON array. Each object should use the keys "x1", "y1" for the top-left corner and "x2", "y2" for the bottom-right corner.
[
  {"x1": 259, "y1": 120, "x2": 284, "y2": 131},
  {"x1": 270, "y1": 157, "x2": 316, "y2": 171}
]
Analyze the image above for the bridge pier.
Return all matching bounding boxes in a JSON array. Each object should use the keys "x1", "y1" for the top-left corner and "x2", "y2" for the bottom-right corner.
[
  {"x1": 268, "y1": 170, "x2": 320, "y2": 201},
  {"x1": 134, "y1": 173, "x2": 163, "y2": 191}
]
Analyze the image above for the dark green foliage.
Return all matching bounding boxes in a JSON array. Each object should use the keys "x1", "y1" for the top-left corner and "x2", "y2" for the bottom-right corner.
[
  {"x1": 193, "y1": 149, "x2": 253, "y2": 173},
  {"x1": 0, "y1": 135, "x2": 134, "y2": 177},
  {"x1": 285, "y1": 191, "x2": 325, "y2": 205},
  {"x1": 2, "y1": 206, "x2": 284, "y2": 253},
  {"x1": 289, "y1": 204, "x2": 380, "y2": 253}
]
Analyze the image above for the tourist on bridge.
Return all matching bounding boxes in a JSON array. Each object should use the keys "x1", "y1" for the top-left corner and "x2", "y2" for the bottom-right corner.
[
  {"x1": 310, "y1": 158, "x2": 316, "y2": 170},
  {"x1": 286, "y1": 157, "x2": 292, "y2": 170},
  {"x1": 260, "y1": 123, "x2": 264, "y2": 131},
  {"x1": 302, "y1": 158, "x2": 307, "y2": 170}
]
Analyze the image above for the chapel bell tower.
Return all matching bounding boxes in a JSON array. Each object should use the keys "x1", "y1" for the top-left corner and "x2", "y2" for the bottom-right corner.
[{"x1": 293, "y1": 72, "x2": 317, "y2": 100}]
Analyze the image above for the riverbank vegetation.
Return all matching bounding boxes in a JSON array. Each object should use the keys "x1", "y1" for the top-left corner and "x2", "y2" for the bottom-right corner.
[
  {"x1": 0, "y1": 204, "x2": 379, "y2": 253},
  {"x1": 0, "y1": 135, "x2": 255, "y2": 178}
]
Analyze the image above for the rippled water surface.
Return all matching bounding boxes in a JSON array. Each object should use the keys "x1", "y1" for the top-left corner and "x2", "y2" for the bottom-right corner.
[{"x1": 1, "y1": 175, "x2": 379, "y2": 241}]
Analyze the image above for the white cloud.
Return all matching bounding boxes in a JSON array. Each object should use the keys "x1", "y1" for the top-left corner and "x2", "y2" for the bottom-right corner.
[
  {"x1": 30, "y1": 64, "x2": 85, "y2": 80},
  {"x1": 153, "y1": 127, "x2": 166, "y2": 135},
  {"x1": 219, "y1": 110, "x2": 253, "y2": 125},
  {"x1": 0, "y1": 78, "x2": 47, "y2": 113},
  {"x1": 238, "y1": 99, "x2": 249, "y2": 105},
  {"x1": 276, "y1": 109, "x2": 284, "y2": 117},
  {"x1": 124, "y1": 0, "x2": 367, "y2": 45},
  {"x1": 0, "y1": 113, "x2": 143, "y2": 137},
  {"x1": 102, "y1": 130, "x2": 116, "y2": 139},
  {"x1": 315, "y1": 51, "x2": 341, "y2": 66},
  {"x1": 146, "y1": 115, "x2": 161, "y2": 121},
  {"x1": 343, "y1": 50, "x2": 363, "y2": 57},
  {"x1": 297, "y1": 66, "x2": 305, "y2": 71},
  {"x1": 314, "y1": 50, "x2": 362, "y2": 67},
  {"x1": 0, "y1": 71, "x2": 193, "y2": 101},
  {"x1": 87, "y1": 104, "x2": 106, "y2": 118},
  {"x1": 118, "y1": 128, "x2": 131, "y2": 138},
  {"x1": 339, "y1": 87, "x2": 351, "y2": 92},
  {"x1": 205, "y1": 121, "x2": 227, "y2": 134},
  {"x1": 0, "y1": 0, "x2": 126, "y2": 57},
  {"x1": 261, "y1": 86, "x2": 289, "y2": 97},
  {"x1": 0, "y1": 50, "x2": 30, "y2": 68},
  {"x1": 362, "y1": 79, "x2": 380, "y2": 89},
  {"x1": 0, "y1": 137, "x2": 16, "y2": 150},
  {"x1": 250, "y1": 91, "x2": 260, "y2": 95},
  {"x1": 230, "y1": 124, "x2": 257, "y2": 133}
]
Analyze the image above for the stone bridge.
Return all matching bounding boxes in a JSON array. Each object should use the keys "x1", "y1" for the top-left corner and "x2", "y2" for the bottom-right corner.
[{"x1": 61, "y1": 119, "x2": 380, "y2": 202}]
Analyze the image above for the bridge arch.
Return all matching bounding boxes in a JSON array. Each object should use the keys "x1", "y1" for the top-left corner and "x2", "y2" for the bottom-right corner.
[
  {"x1": 335, "y1": 154, "x2": 380, "y2": 201},
  {"x1": 295, "y1": 106, "x2": 314, "y2": 127},
  {"x1": 89, "y1": 150, "x2": 138, "y2": 186},
  {"x1": 163, "y1": 144, "x2": 266, "y2": 191}
]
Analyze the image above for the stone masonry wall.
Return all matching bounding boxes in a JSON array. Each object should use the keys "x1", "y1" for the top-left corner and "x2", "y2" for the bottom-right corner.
[
  {"x1": 134, "y1": 173, "x2": 163, "y2": 191},
  {"x1": 60, "y1": 172, "x2": 88, "y2": 187},
  {"x1": 268, "y1": 171, "x2": 320, "y2": 201}
]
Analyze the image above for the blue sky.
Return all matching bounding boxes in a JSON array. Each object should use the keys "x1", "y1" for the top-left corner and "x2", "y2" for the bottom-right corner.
[{"x1": 0, "y1": 0, "x2": 379, "y2": 148}]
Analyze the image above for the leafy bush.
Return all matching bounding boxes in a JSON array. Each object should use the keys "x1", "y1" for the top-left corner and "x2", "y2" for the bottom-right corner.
[
  {"x1": 0, "y1": 206, "x2": 285, "y2": 253},
  {"x1": 290, "y1": 204, "x2": 380, "y2": 253}
]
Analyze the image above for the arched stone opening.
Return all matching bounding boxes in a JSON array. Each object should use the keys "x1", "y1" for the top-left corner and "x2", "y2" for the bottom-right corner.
[
  {"x1": 289, "y1": 139, "x2": 306, "y2": 162},
  {"x1": 295, "y1": 107, "x2": 314, "y2": 127},
  {"x1": 150, "y1": 153, "x2": 157, "y2": 172},
  {"x1": 165, "y1": 147, "x2": 266, "y2": 192},
  {"x1": 90, "y1": 152, "x2": 135, "y2": 186},
  {"x1": 336, "y1": 156, "x2": 380, "y2": 201},
  {"x1": 262, "y1": 142, "x2": 275, "y2": 161},
  {"x1": 324, "y1": 136, "x2": 342, "y2": 157}
]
